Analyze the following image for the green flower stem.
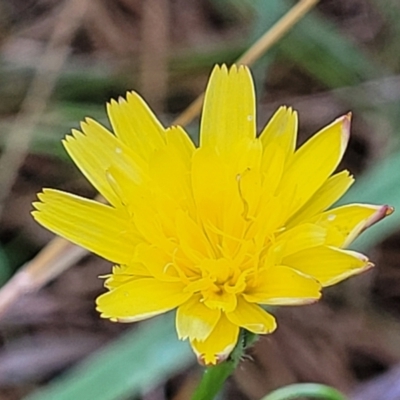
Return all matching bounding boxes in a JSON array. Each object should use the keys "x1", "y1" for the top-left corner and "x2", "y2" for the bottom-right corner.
[
  {"x1": 190, "y1": 359, "x2": 237, "y2": 400},
  {"x1": 191, "y1": 330, "x2": 257, "y2": 400},
  {"x1": 261, "y1": 383, "x2": 348, "y2": 400}
]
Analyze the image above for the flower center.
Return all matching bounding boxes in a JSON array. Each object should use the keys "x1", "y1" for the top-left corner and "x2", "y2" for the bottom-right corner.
[{"x1": 183, "y1": 257, "x2": 250, "y2": 312}]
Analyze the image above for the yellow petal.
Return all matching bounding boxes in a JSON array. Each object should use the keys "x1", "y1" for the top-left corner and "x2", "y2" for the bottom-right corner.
[
  {"x1": 236, "y1": 153, "x2": 263, "y2": 219},
  {"x1": 175, "y1": 210, "x2": 216, "y2": 262},
  {"x1": 104, "y1": 264, "x2": 150, "y2": 290},
  {"x1": 259, "y1": 106, "x2": 298, "y2": 166},
  {"x1": 133, "y1": 243, "x2": 181, "y2": 282},
  {"x1": 149, "y1": 126, "x2": 195, "y2": 210},
  {"x1": 107, "y1": 91, "x2": 165, "y2": 161},
  {"x1": 244, "y1": 265, "x2": 321, "y2": 305},
  {"x1": 96, "y1": 278, "x2": 190, "y2": 322},
  {"x1": 191, "y1": 146, "x2": 239, "y2": 233},
  {"x1": 191, "y1": 138, "x2": 262, "y2": 245},
  {"x1": 311, "y1": 204, "x2": 394, "y2": 247},
  {"x1": 63, "y1": 118, "x2": 144, "y2": 206},
  {"x1": 165, "y1": 125, "x2": 195, "y2": 160},
  {"x1": 278, "y1": 113, "x2": 351, "y2": 216},
  {"x1": 260, "y1": 141, "x2": 285, "y2": 197},
  {"x1": 200, "y1": 65, "x2": 256, "y2": 152},
  {"x1": 283, "y1": 246, "x2": 371, "y2": 287},
  {"x1": 288, "y1": 170, "x2": 354, "y2": 226},
  {"x1": 133, "y1": 209, "x2": 176, "y2": 255},
  {"x1": 32, "y1": 189, "x2": 138, "y2": 264},
  {"x1": 226, "y1": 297, "x2": 276, "y2": 334},
  {"x1": 176, "y1": 294, "x2": 221, "y2": 341},
  {"x1": 233, "y1": 136, "x2": 263, "y2": 174},
  {"x1": 275, "y1": 223, "x2": 327, "y2": 258},
  {"x1": 203, "y1": 288, "x2": 237, "y2": 313},
  {"x1": 247, "y1": 195, "x2": 283, "y2": 245},
  {"x1": 191, "y1": 314, "x2": 239, "y2": 365}
]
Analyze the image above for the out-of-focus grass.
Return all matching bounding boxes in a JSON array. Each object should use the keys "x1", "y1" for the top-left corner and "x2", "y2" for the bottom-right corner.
[
  {"x1": 371, "y1": 0, "x2": 400, "y2": 71},
  {"x1": 0, "y1": 246, "x2": 10, "y2": 286},
  {"x1": 24, "y1": 314, "x2": 193, "y2": 400}
]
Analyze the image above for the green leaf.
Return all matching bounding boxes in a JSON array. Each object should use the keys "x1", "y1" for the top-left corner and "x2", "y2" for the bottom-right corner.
[
  {"x1": 261, "y1": 383, "x2": 347, "y2": 400},
  {"x1": 23, "y1": 313, "x2": 193, "y2": 400},
  {"x1": 0, "y1": 245, "x2": 11, "y2": 286}
]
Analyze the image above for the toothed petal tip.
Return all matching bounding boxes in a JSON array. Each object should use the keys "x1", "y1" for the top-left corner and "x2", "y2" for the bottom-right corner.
[
  {"x1": 229, "y1": 64, "x2": 238, "y2": 73},
  {"x1": 213, "y1": 64, "x2": 228, "y2": 74},
  {"x1": 194, "y1": 344, "x2": 235, "y2": 366}
]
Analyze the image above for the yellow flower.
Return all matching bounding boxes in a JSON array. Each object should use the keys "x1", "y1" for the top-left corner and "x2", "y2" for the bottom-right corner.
[{"x1": 32, "y1": 65, "x2": 392, "y2": 365}]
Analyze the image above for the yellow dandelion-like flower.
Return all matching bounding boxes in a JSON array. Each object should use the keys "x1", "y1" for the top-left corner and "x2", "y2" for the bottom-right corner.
[{"x1": 32, "y1": 65, "x2": 392, "y2": 365}]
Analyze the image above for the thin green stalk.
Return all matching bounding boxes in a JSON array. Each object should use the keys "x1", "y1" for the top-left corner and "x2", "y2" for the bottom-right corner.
[
  {"x1": 191, "y1": 359, "x2": 237, "y2": 400},
  {"x1": 261, "y1": 383, "x2": 347, "y2": 400},
  {"x1": 191, "y1": 331, "x2": 257, "y2": 400}
]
